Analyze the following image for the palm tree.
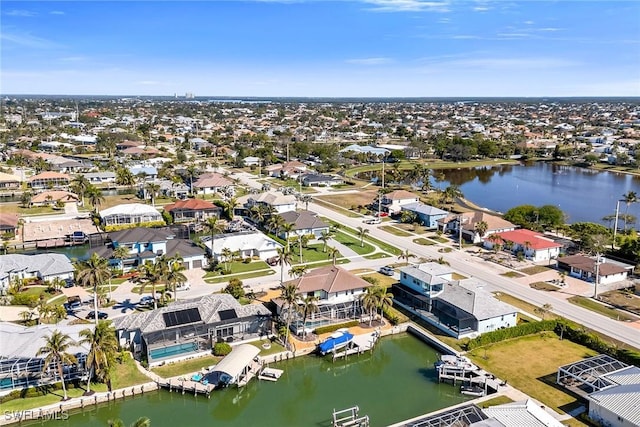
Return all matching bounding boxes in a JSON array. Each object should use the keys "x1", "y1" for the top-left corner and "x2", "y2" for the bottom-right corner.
[
  {"x1": 108, "y1": 417, "x2": 151, "y2": 427},
  {"x1": 474, "y1": 220, "x2": 489, "y2": 241},
  {"x1": 295, "y1": 295, "x2": 319, "y2": 337},
  {"x1": 137, "y1": 261, "x2": 164, "y2": 310},
  {"x1": 279, "y1": 281, "x2": 298, "y2": 348},
  {"x1": 623, "y1": 191, "x2": 637, "y2": 231},
  {"x1": 398, "y1": 248, "x2": 415, "y2": 266},
  {"x1": 279, "y1": 222, "x2": 295, "y2": 251},
  {"x1": 288, "y1": 265, "x2": 308, "y2": 279},
  {"x1": 356, "y1": 226, "x2": 369, "y2": 248},
  {"x1": 20, "y1": 192, "x2": 32, "y2": 208},
  {"x1": 360, "y1": 287, "x2": 379, "y2": 327},
  {"x1": 221, "y1": 247, "x2": 233, "y2": 272},
  {"x1": 86, "y1": 185, "x2": 105, "y2": 213},
  {"x1": 71, "y1": 175, "x2": 91, "y2": 207},
  {"x1": 486, "y1": 234, "x2": 503, "y2": 253},
  {"x1": 165, "y1": 256, "x2": 187, "y2": 297},
  {"x1": 37, "y1": 330, "x2": 77, "y2": 401},
  {"x1": 327, "y1": 246, "x2": 340, "y2": 265},
  {"x1": 400, "y1": 210, "x2": 417, "y2": 224},
  {"x1": 374, "y1": 286, "x2": 393, "y2": 323},
  {"x1": 115, "y1": 167, "x2": 135, "y2": 189},
  {"x1": 79, "y1": 320, "x2": 118, "y2": 394},
  {"x1": 203, "y1": 216, "x2": 222, "y2": 249},
  {"x1": 145, "y1": 182, "x2": 161, "y2": 207},
  {"x1": 443, "y1": 184, "x2": 463, "y2": 205},
  {"x1": 75, "y1": 253, "x2": 111, "y2": 324},
  {"x1": 225, "y1": 196, "x2": 238, "y2": 220},
  {"x1": 112, "y1": 245, "x2": 130, "y2": 272},
  {"x1": 266, "y1": 215, "x2": 284, "y2": 235},
  {"x1": 299, "y1": 194, "x2": 313, "y2": 211},
  {"x1": 276, "y1": 246, "x2": 293, "y2": 286}
]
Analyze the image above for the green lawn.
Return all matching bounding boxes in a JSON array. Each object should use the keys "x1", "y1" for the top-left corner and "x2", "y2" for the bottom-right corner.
[
  {"x1": 360, "y1": 272, "x2": 397, "y2": 289},
  {"x1": 364, "y1": 252, "x2": 391, "y2": 259},
  {"x1": 205, "y1": 270, "x2": 276, "y2": 284},
  {"x1": 205, "y1": 260, "x2": 270, "y2": 277},
  {"x1": 467, "y1": 332, "x2": 597, "y2": 415},
  {"x1": 500, "y1": 271, "x2": 526, "y2": 278},
  {"x1": 248, "y1": 339, "x2": 287, "y2": 356},
  {"x1": 111, "y1": 353, "x2": 153, "y2": 389},
  {"x1": 151, "y1": 355, "x2": 221, "y2": 379},
  {"x1": 478, "y1": 396, "x2": 514, "y2": 408},
  {"x1": 413, "y1": 238, "x2": 437, "y2": 246},
  {"x1": 428, "y1": 235, "x2": 450, "y2": 244},
  {"x1": 333, "y1": 230, "x2": 376, "y2": 255},
  {"x1": 380, "y1": 225, "x2": 412, "y2": 237},
  {"x1": 519, "y1": 265, "x2": 552, "y2": 275},
  {"x1": 290, "y1": 243, "x2": 340, "y2": 264},
  {"x1": 568, "y1": 296, "x2": 637, "y2": 322},
  {"x1": 530, "y1": 281, "x2": 561, "y2": 292}
]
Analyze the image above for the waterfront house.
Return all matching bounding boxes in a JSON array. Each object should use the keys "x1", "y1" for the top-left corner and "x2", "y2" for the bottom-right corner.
[
  {"x1": 192, "y1": 172, "x2": 233, "y2": 196},
  {"x1": 0, "y1": 253, "x2": 74, "y2": 292},
  {"x1": 277, "y1": 210, "x2": 330, "y2": 239},
  {"x1": 557, "y1": 255, "x2": 634, "y2": 285},
  {"x1": 0, "y1": 213, "x2": 19, "y2": 236},
  {"x1": 484, "y1": 229, "x2": 562, "y2": 262},
  {"x1": 277, "y1": 266, "x2": 374, "y2": 335},
  {"x1": 0, "y1": 323, "x2": 90, "y2": 391},
  {"x1": 30, "y1": 190, "x2": 79, "y2": 207},
  {"x1": 0, "y1": 171, "x2": 21, "y2": 190},
  {"x1": 99, "y1": 203, "x2": 163, "y2": 228},
  {"x1": 163, "y1": 199, "x2": 221, "y2": 223},
  {"x1": 27, "y1": 171, "x2": 70, "y2": 190},
  {"x1": 586, "y1": 365, "x2": 640, "y2": 427},
  {"x1": 91, "y1": 227, "x2": 207, "y2": 271},
  {"x1": 441, "y1": 212, "x2": 516, "y2": 244},
  {"x1": 204, "y1": 231, "x2": 282, "y2": 262},
  {"x1": 300, "y1": 173, "x2": 344, "y2": 187},
  {"x1": 82, "y1": 171, "x2": 116, "y2": 184},
  {"x1": 400, "y1": 203, "x2": 449, "y2": 229},
  {"x1": 380, "y1": 190, "x2": 420, "y2": 215},
  {"x1": 112, "y1": 293, "x2": 271, "y2": 367},
  {"x1": 394, "y1": 263, "x2": 517, "y2": 338},
  {"x1": 157, "y1": 179, "x2": 190, "y2": 199}
]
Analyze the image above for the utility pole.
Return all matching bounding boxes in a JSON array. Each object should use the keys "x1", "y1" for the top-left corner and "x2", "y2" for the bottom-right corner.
[
  {"x1": 613, "y1": 200, "x2": 622, "y2": 246},
  {"x1": 458, "y1": 214, "x2": 463, "y2": 251},
  {"x1": 594, "y1": 253, "x2": 601, "y2": 299}
]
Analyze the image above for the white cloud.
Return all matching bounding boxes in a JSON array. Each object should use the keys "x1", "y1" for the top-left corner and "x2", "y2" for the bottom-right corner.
[
  {"x1": 4, "y1": 10, "x2": 37, "y2": 17},
  {"x1": 50, "y1": 11, "x2": 65, "y2": 15},
  {"x1": 346, "y1": 57, "x2": 393, "y2": 65},
  {"x1": 524, "y1": 20, "x2": 534, "y2": 25},
  {"x1": 0, "y1": 32, "x2": 62, "y2": 49},
  {"x1": 362, "y1": 0, "x2": 450, "y2": 13},
  {"x1": 446, "y1": 57, "x2": 579, "y2": 70},
  {"x1": 473, "y1": 6, "x2": 490, "y2": 12}
]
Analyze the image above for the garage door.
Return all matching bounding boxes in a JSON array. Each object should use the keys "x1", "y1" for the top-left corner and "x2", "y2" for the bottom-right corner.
[{"x1": 193, "y1": 260, "x2": 202, "y2": 269}]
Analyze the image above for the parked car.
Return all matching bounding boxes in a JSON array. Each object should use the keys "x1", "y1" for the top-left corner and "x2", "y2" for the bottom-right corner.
[
  {"x1": 64, "y1": 296, "x2": 82, "y2": 311},
  {"x1": 375, "y1": 212, "x2": 389, "y2": 217},
  {"x1": 379, "y1": 266, "x2": 395, "y2": 276},
  {"x1": 176, "y1": 283, "x2": 191, "y2": 291},
  {"x1": 363, "y1": 217, "x2": 381, "y2": 224},
  {"x1": 140, "y1": 295, "x2": 156, "y2": 305},
  {"x1": 266, "y1": 257, "x2": 279, "y2": 266},
  {"x1": 86, "y1": 311, "x2": 108, "y2": 320}
]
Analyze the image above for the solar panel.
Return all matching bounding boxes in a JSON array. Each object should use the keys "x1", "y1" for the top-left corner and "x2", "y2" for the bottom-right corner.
[
  {"x1": 218, "y1": 309, "x2": 238, "y2": 321},
  {"x1": 163, "y1": 308, "x2": 202, "y2": 327}
]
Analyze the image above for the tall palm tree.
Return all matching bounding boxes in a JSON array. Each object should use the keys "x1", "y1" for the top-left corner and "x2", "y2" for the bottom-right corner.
[
  {"x1": 112, "y1": 245, "x2": 130, "y2": 272},
  {"x1": 398, "y1": 249, "x2": 415, "y2": 266},
  {"x1": 360, "y1": 287, "x2": 379, "y2": 327},
  {"x1": 279, "y1": 222, "x2": 295, "y2": 251},
  {"x1": 37, "y1": 330, "x2": 77, "y2": 401},
  {"x1": 295, "y1": 295, "x2": 318, "y2": 337},
  {"x1": 75, "y1": 253, "x2": 111, "y2": 324},
  {"x1": 356, "y1": 226, "x2": 369, "y2": 248},
  {"x1": 318, "y1": 230, "x2": 333, "y2": 253},
  {"x1": 276, "y1": 246, "x2": 292, "y2": 286},
  {"x1": 221, "y1": 247, "x2": 233, "y2": 272},
  {"x1": 327, "y1": 246, "x2": 340, "y2": 265},
  {"x1": 374, "y1": 286, "x2": 393, "y2": 323},
  {"x1": 165, "y1": 255, "x2": 187, "y2": 297},
  {"x1": 71, "y1": 175, "x2": 91, "y2": 207},
  {"x1": 279, "y1": 281, "x2": 298, "y2": 347},
  {"x1": 623, "y1": 191, "x2": 637, "y2": 231},
  {"x1": 137, "y1": 261, "x2": 163, "y2": 310},
  {"x1": 443, "y1": 184, "x2": 463, "y2": 205},
  {"x1": 299, "y1": 194, "x2": 313, "y2": 211},
  {"x1": 86, "y1": 185, "x2": 105, "y2": 213},
  {"x1": 288, "y1": 265, "x2": 308, "y2": 279},
  {"x1": 225, "y1": 196, "x2": 238, "y2": 220},
  {"x1": 474, "y1": 220, "x2": 489, "y2": 241},
  {"x1": 203, "y1": 216, "x2": 222, "y2": 249},
  {"x1": 79, "y1": 320, "x2": 118, "y2": 394},
  {"x1": 115, "y1": 167, "x2": 135, "y2": 189},
  {"x1": 145, "y1": 182, "x2": 161, "y2": 207}
]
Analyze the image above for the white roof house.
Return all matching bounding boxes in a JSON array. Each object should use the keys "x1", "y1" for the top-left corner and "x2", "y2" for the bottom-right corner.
[
  {"x1": 205, "y1": 344, "x2": 261, "y2": 386},
  {"x1": 205, "y1": 231, "x2": 283, "y2": 262},
  {"x1": 587, "y1": 365, "x2": 640, "y2": 427},
  {"x1": 0, "y1": 253, "x2": 74, "y2": 290},
  {"x1": 100, "y1": 203, "x2": 163, "y2": 227},
  {"x1": 479, "y1": 399, "x2": 564, "y2": 427}
]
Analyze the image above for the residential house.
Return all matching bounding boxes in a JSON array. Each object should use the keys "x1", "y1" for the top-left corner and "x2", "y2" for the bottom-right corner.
[
  {"x1": 380, "y1": 190, "x2": 420, "y2": 215},
  {"x1": 99, "y1": 203, "x2": 164, "y2": 227},
  {"x1": 0, "y1": 213, "x2": 19, "y2": 235},
  {"x1": 441, "y1": 212, "x2": 516, "y2": 244},
  {"x1": 301, "y1": 173, "x2": 344, "y2": 187},
  {"x1": 83, "y1": 172, "x2": 116, "y2": 185},
  {"x1": 264, "y1": 161, "x2": 308, "y2": 179},
  {"x1": 243, "y1": 156, "x2": 261, "y2": 167},
  {"x1": 27, "y1": 172, "x2": 70, "y2": 190},
  {"x1": 157, "y1": 179, "x2": 189, "y2": 199},
  {"x1": 557, "y1": 255, "x2": 634, "y2": 285},
  {"x1": 394, "y1": 262, "x2": 518, "y2": 338},
  {"x1": 192, "y1": 172, "x2": 233, "y2": 196},
  {"x1": 91, "y1": 227, "x2": 207, "y2": 271},
  {"x1": 129, "y1": 165, "x2": 158, "y2": 180},
  {"x1": 484, "y1": 229, "x2": 562, "y2": 262},
  {"x1": 204, "y1": 231, "x2": 282, "y2": 262},
  {"x1": 277, "y1": 210, "x2": 330, "y2": 239},
  {"x1": 30, "y1": 190, "x2": 79, "y2": 207},
  {"x1": 163, "y1": 199, "x2": 221, "y2": 223},
  {"x1": 244, "y1": 191, "x2": 297, "y2": 214},
  {"x1": 586, "y1": 365, "x2": 640, "y2": 427},
  {"x1": 112, "y1": 294, "x2": 271, "y2": 366},
  {"x1": 0, "y1": 172, "x2": 21, "y2": 190},
  {"x1": 277, "y1": 266, "x2": 374, "y2": 335},
  {"x1": 0, "y1": 253, "x2": 74, "y2": 292},
  {"x1": 400, "y1": 203, "x2": 449, "y2": 229},
  {"x1": 476, "y1": 400, "x2": 565, "y2": 427}
]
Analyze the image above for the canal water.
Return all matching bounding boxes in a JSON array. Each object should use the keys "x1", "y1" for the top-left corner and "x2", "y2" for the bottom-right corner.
[{"x1": 35, "y1": 334, "x2": 471, "y2": 427}]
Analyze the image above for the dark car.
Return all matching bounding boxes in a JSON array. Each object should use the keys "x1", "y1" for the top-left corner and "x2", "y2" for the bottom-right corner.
[
  {"x1": 379, "y1": 266, "x2": 395, "y2": 276},
  {"x1": 86, "y1": 311, "x2": 108, "y2": 320}
]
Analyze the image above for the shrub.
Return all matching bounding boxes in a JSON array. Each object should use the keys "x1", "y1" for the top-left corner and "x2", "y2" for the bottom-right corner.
[
  {"x1": 313, "y1": 320, "x2": 358, "y2": 335},
  {"x1": 465, "y1": 320, "x2": 557, "y2": 350},
  {"x1": 213, "y1": 342, "x2": 232, "y2": 356},
  {"x1": 223, "y1": 278, "x2": 245, "y2": 299},
  {"x1": 11, "y1": 293, "x2": 39, "y2": 308}
]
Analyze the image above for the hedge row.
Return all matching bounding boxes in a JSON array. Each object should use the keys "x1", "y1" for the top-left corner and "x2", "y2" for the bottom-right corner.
[
  {"x1": 464, "y1": 320, "x2": 557, "y2": 350},
  {"x1": 314, "y1": 321, "x2": 359, "y2": 335},
  {"x1": 0, "y1": 380, "x2": 83, "y2": 404}
]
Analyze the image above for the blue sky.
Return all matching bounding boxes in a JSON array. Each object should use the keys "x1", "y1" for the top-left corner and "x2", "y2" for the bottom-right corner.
[{"x1": 2, "y1": 1, "x2": 639, "y2": 97}]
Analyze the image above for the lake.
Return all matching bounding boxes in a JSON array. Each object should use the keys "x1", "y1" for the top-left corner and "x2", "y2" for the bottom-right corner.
[{"x1": 34, "y1": 334, "x2": 471, "y2": 427}]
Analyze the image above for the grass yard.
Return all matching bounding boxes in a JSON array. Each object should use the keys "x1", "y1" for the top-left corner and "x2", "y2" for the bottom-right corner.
[
  {"x1": 428, "y1": 235, "x2": 450, "y2": 243},
  {"x1": 0, "y1": 384, "x2": 108, "y2": 412},
  {"x1": 568, "y1": 296, "x2": 637, "y2": 322},
  {"x1": 333, "y1": 230, "x2": 376, "y2": 255},
  {"x1": 519, "y1": 265, "x2": 553, "y2": 275},
  {"x1": 360, "y1": 272, "x2": 398, "y2": 289},
  {"x1": 364, "y1": 253, "x2": 390, "y2": 259},
  {"x1": 248, "y1": 340, "x2": 287, "y2": 356},
  {"x1": 478, "y1": 395, "x2": 514, "y2": 408},
  {"x1": 111, "y1": 353, "x2": 153, "y2": 389},
  {"x1": 205, "y1": 260, "x2": 270, "y2": 277},
  {"x1": 598, "y1": 289, "x2": 640, "y2": 316},
  {"x1": 205, "y1": 269, "x2": 276, "y2": 284},
  {"x1": 467, "y1": 332, "x2": 597, "y2": 415},
  {"x1": 314, "y1": 191, "x2": 377, "y2": 211},
  {"x1": 492, "y1": 292, "x2": 559, "y2": 319},
  {"x1": 366, "y1": 234, "x2": 402, "y2": 256},
  {"x1": 380, "y1": 225, "x2": 413, "y2": 237},
  {"x1": 530, "y1": 281, "x2": 562, "y2": 292},
  {"x1": 501, "y1": 271, "x2": 526, "y2": 278},
  {"x1": 151, "y1": 355, "x2": 221, "y2": 379},
  {"x1": 413, "y1": 238, "x2": 437, "y2": 245}
]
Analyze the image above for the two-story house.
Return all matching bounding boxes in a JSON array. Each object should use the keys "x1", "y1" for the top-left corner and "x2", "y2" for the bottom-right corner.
[
  {"x1": 163, "y1": 199, "x2": 221, "y2": 223},
  {"x1": 277, "y1": 210, "x2": 330, "y2": 239},
  {"x1": 277, "y1": 266, "x2": 373, "y2": 335},
  {"x1": 380, "y1": 190, "x2": 420, "y2": 215},
  {"x1": 400, "y1": 203, "x2": 449, "y2": 229},
  {"x1": 27, "y1": 171, "x2": 70, "y2": 190}
]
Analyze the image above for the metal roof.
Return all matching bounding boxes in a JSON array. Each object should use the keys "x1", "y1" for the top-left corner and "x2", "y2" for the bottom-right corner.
[{"x1": 207, "y1": 344, "x2": 260, "y2": 382}]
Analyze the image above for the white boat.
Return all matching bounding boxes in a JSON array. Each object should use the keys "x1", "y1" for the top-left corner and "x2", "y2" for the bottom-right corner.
[{"x1": 434, "y1": 355, "x2": 478, "y2": 372}]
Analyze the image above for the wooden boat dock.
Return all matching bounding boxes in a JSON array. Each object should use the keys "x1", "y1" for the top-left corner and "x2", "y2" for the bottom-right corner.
[
  {"x1": 332, "y1": 406, "x2": 370, "y2": 427},
  {"x1": 157, "y1": 377, "x2": 215, "y2": 397},
  {"x1": 332, "y1": 331, "x2": 380, "y2": 362}
]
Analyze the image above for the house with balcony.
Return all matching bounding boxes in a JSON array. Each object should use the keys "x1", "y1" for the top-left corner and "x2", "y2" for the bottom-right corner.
[
  {"x1": 393, "y1": 262, "x2": 517, "y2": 338},
  {"x1": 0, "y1": 172, "x2": 21, "y2": 190},
  {"x1": 163, "y1": 199, "x2": 221, "y2": 223},
  {"x1": 276, "y1": 266, "x2": 373, "y2": 335},
  {"x1": 27, "y1": 171, "x2": 70, "y2": 190},
  {"x1": 484, "y1": 229, "x2": 562, "y2": 262},
  {"x1": 380, "y1": 190, "x2": 420, "y2": 215},
  {"x1": 400, "y1": 203, "x2": 449, "y2": 229}
]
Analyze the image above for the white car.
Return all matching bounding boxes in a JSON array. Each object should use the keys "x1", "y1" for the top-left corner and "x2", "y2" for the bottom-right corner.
[
  {"x1": 363, "y1": 217, "x2": 381, "y2": 224},
  {"x1": 176, "y1": 283, "x2": 191, "y2": 291}
]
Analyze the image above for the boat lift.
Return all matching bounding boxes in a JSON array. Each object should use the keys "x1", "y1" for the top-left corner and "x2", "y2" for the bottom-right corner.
[{"x1": 332, "y1": 406, "x2": 370, "y2": 427}]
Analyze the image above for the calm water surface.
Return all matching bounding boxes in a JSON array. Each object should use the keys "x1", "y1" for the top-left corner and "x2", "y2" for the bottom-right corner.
[{"x1": 36, "y1": 334, "x2": 470, "y2": 427}]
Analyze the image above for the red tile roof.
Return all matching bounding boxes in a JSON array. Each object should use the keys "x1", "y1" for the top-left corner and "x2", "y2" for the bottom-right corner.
[
  {"x1": 27, "y1": 171, "x2": 70, "y2": 182},
  {"x1": 496, "y1": 229, "x2": 562, "y2": 250},
  {"x1": 164, "y1": 198, "x2": 219, "y2": 212}
]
